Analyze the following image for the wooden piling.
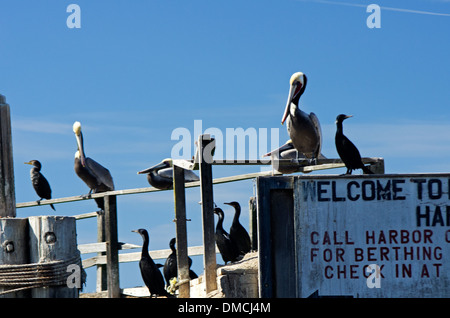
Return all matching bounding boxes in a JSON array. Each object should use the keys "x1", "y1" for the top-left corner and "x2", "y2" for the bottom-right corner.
[
  {"x1": 248, "y1": 197, "x2": 257, "y2": 251},
  {"x1": 173, "y1": 165, "x2": 190, "y2": 298},
  {"x1": 28, "y1": 216, "x2": 79, "y2": 298},
  {"x1": 104, "y1": 195, "x2": 120, "y2": 298},
  {"x1": 198, "y1": 134, "x2": 217, "y2": 294},
  {"x1": 96, "y1": 212, "x2": 107, "y2": 292},
  {"x1": 0, "y1": 218, "x2": 29, "y2": 298},
  {"x1": 0, "y1": 95, "x2": 15, "y2": 218}
]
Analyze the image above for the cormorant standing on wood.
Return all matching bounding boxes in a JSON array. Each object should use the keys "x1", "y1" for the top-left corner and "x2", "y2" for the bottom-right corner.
[
  {"x1": 73, "y1": 121, "x2": 115, "y2": 211},
  {"x1": 163, "y1": 238, "x2": 198, "y2": 286},
  {"x1": 335, "y1": 114, "x2": 374, "y2": 175},
  {"x1": 24, "y1": 160, "x2": 55, "y2": 211},
  {"x1": 224, "y1": 202, "x2": 251, "y2": 255},
  {"x1": 214, "y1": 207, "x2": 241, "y2": 264},
  {"x1": 132, "y1": 229, "x2": 173, "y2": 298}
]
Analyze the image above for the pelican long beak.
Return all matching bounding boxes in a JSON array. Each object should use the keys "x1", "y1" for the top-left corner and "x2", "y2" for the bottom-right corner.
[
  {"x1": 281, "y1": 82, "x2": 301, "y2": 125},
  {"x1": 137, "y1": 162, "x2": 167, "y2": 175},
  {"x1": 75, "y1": 132, "x2": 86, "y2": 167}
]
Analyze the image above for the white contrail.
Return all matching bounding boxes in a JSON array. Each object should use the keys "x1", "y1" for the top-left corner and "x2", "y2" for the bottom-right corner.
[{"x1": 297, "y1": 0, "x2": 450, "y2": 17}]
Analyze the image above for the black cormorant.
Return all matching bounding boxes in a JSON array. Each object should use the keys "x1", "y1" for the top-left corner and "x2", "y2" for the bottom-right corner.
[
  {"x1": 137, "y1": 158, "x2": 199, "y2": 190},
  {"x1": 132, "y1": 229, "x2": 173, "y2": 298},
  {"x1": 214, "y1": 207, "x2": 241, "y2": 264},
  {"x1": 335, "y1": 114, "x2": 374, "y2": 175},
  {"x1": 163, "y1": 238, "x2": 198, "y2": 286},
  {"x1": 24, "y1": 160, "x2": 55, "y2": 211},
  {"x1": 224, "y1": 201, "x2": 251, "y2": 255},
  {"x1": 73, "y1": 121, "x2": 115, "y2": 211},
  {"x1": 281, "y1": 72, "x2": 323, "y2": 163}
]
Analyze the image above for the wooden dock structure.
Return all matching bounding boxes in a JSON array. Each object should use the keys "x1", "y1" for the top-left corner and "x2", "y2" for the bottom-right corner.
[{"x1": 1, "y1": 93, "x2": 389, "y2": 298}]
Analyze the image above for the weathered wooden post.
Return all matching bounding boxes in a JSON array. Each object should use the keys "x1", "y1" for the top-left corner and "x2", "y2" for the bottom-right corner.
[
  {"x1": 248, "y1": 197, "x2": 257, "y2": 251},
  {"x1": 0, "y1": 95, "x2": 26, "y2": 298},
  {"x1": 104, "y1": 195, "x2": 120, "y2": 298},
  {"x1": 173, "y1": 165, "x2": 190, "y2": 298},
  {"x1": 0, "y1": 218, "x2": 29, "y2": 298},
  {"x1": 28, "y1": 216, "x2": 79, "y2": 298},
  {"x1": 96, "y1": 212, "x2": 107, "y2": 292},
  {"x1": 198, "y1": 134, "x2": 217, "y2": 294},
  {"x1": 0, "y1": 94, "x2": 15, "y2": 218}
]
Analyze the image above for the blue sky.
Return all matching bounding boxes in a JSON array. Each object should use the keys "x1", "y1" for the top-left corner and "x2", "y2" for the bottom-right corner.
[{"x1": 1, "y1": 0, "x2": 450, "y2": 293}]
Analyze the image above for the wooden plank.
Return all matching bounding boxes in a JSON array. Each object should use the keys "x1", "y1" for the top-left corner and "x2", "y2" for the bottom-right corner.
[
  {"x1": 270, "y1": 188, "x2": 296, "y2": 298},
  {"x1": 198, "y1": 134, "x2": 217, "y2": 294},
  {"x1": 74, "y1": 211, "x2": 98, "y2": 220},
  {"x1": 256, "y1": 177, "x2": 273, "y2": 298},
  {"x1": 173, "y1": 165, "x2": 190, "y2": 298},
  {"x1": 104, "y1": 195, "x2": 120, "y2": 298},
  {"x1": 0, "y1": 96, "x2": 15, "y2": 218},
  {"x1": 0, "y1": 218, "x2": 29, "y2": 298},
  {"x1": 16, "y1": 172, "x2": 272, "y2": 209},
  {"x1": 28, "y1": 216, "x2": 79, "y2": 298},
  {"x1": 173, "y1": 159, "x2": 196, "y2": 171},
  {"x1": 16, "y1": 158, "x2": 386, "y2": 210},
  {"x1": 121, "y1": 286, "x2": 149, "y2": 297},
  {"x1": 82, "y1": 245, "x2": 218, "y2": 269},
  {"x1": 257, "y1": 176, "x2": 295, "y2": 298},
  {"x1": 77, "y1": 242, "x2": 140, "y2": 254}
]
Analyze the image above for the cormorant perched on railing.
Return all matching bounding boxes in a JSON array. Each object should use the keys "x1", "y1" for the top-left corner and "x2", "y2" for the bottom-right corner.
[
  {"x1": 224, "y1": 202, "x2": 251, "y2": 255},
  {"x1": 24, "y1": 160, "x2": 55, "y2": 211},
  {"x1": 137, "y1": 158, "x2": 199, "y2": 190},
  {"x1": 281, "y1": 72, "x2": 323, "y2": 163},
  {"x1": 335, "y1": 114, "x2": 374, "y2": 175},
  {"x1": 72, "y1": 121, "x2": 115, "y2": 211},
  {"x1": 132, "y1": 229, "x2": 174, "y2": 298},
  {"x1": 214, "y1": 207, "x2": 241, "y2": 264},
  {"x1": 163, "y1": 238, "x2": 198, "y2": 286}
]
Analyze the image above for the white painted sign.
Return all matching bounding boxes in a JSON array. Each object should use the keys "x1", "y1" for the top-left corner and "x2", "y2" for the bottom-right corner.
[{"x1": 295, "y1": 174, "x2": 450, "y2": 298}]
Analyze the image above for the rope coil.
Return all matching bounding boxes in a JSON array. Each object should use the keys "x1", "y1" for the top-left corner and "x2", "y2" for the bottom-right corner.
[{"x1": 0, "y1": 255, "x2": 84, "y2": 295}]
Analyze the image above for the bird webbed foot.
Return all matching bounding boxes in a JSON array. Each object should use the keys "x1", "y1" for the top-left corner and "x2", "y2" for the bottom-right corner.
[{"x1": 80, "y1": 190, "x2": 92, "y2": 199}]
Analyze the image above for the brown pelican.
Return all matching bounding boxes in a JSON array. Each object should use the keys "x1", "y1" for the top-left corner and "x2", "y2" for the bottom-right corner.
[
  {"x1": 24, "y1": 160, "x2": 55, "y2": 211},
  {"x1": 73, "y1": 121, "x2": 114, "y2": 210},
  {"x1": 281, "y1": 72, "x2": 322, "y2": 163},
  {"x1": 335, "y1": 114, "x2": 373, "y2": 175},
  {"x1": 137, "y1": 158, "x2": 199, "y2": 190}
]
